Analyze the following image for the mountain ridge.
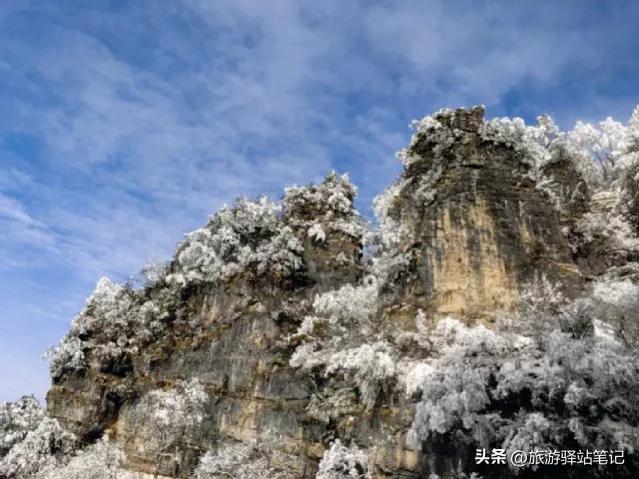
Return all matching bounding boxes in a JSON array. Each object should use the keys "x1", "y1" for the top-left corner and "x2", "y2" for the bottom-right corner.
[{"x1": 2, "y1": 106, "x2": 639, "y2": 478}]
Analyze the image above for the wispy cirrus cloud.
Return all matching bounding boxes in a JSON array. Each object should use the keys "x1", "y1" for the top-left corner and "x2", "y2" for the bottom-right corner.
[
  {"x1": 0, "y1": 192, "x2": 38, "y2": 226},
  {"x1": 0, "y1": 188, "x2": 56, "y2": 269}
]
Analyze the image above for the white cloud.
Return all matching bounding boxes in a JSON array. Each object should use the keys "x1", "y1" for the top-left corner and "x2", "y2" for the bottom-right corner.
[
  {"x1": 0, "y1": 192, "x2": 37, "y2": 225},
  {"x1": 0, "y1": 191, "x2": 56, "y2": 269},
  {"x1": 361, "y1": 2, "x2": 599, "y2": 105}
]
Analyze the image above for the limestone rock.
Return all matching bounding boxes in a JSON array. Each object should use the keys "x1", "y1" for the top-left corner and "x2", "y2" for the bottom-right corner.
[
  {"x1": 43, "y1": 108, "x2": 639, "y2": 479},
  {"x1": 382, "y1": 107, "x2": 581, "y2": 321}
]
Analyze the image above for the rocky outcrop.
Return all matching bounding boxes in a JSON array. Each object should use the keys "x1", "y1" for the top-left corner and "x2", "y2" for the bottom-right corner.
[
  {"x1": 380, "y1": 107, "x2": 582, "y2": 321},
  {"x1": 43, "y1": 107, "x2": 639, "y2": 479}
]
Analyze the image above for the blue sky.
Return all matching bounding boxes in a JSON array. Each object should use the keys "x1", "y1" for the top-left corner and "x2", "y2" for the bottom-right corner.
[{"x1": 1, "y1": 0, "x2": 638, "y2": 403}]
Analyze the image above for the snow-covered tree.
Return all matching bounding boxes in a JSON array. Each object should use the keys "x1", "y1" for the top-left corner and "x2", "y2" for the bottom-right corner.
[
  {"x1": 283, "y1": 172, "x2": 364, "y2": 241},
  {"x1": 592, "y1": 278, "x2": 639, "y2": 347},
  {"x1": 323, "y1": 342, "x2": 397, "y2": 409},
  {"x1": 0, "y1": 397, "x2": 79, "y2": 479},
  {"x1": 410, "y1": 315, "x2": 639, "y2": 470},
  {"x1": 44, "y1": 336, "x2": 85, "y2": 380},
  {"x1": 480, "y1": 115, "x2": 552, "y2": 170},
  {"x1": 139, "y1": 260, "x2": 170, "y2": 287},
  {"x1": 316, "y1": 440, "x2": 371, "y2": 479},
  {"x1": 45, "y1": 277, "x2": 166, "y2": 378},
  {"x1": 504, "y1": 274, "x2": 566, "y2": 339},
  {"x1": 37, "y1": 439, "x2": 133, "y2": 479},
  {"x1": 371, "y1": 179, "x2": 410, "y2": 251},
  {"x1": 126, "y1": 378, "x2": 209, "y2": 472},
  {"x1": 567, "y1": 118, "x2": 633, "y2": 186},
  {"x1": 145, "y1": 378, "x2": 209, "y2": 433},
  {"x1": 571, "y1": 204, "x2": 639, "y2": 257},
  {"x1": 0, "y1": 396, "x2": 45, "y2": 457},
  {"x1": 192, "y1": 440, "x2": 296, "y2": 479},
  {"x1": 0, "y1": 417, "x2": 76, "y2": 479},
  {"x1": 290, "y1": 276, "x2": 399, "y2": 410},
  {"x1": 169, "y1": 196, "x2": 305, "y2": 286}
]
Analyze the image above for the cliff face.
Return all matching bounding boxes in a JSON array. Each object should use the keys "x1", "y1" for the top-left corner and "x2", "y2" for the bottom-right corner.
[
  {"x1": 47, "y1": 175, "x2": 367, "y2": 478},
  {"x1": 40, "y1": 107, "x2": 639, "y2": 479},
  {"x1": 381, "y1": 107, "x2": 582, "y2": 321}
]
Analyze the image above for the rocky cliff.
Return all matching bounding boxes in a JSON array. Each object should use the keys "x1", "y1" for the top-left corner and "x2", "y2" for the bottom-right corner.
[
  {"x1": 3, "y1": 106, "x2": 639, "y2": 479},
  {"x1": 378, "y1": 106, "x2": 582, "y2": 321}
]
